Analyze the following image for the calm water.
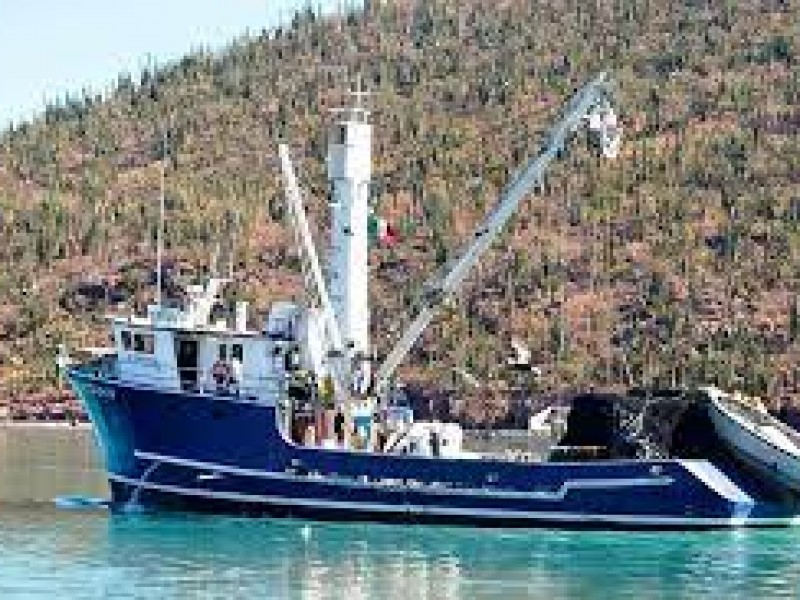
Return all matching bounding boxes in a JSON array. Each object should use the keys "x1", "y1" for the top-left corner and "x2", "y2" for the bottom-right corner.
[
  {"x1": 1, "y1": 506, "x2": 800, "y2": 599},
  {"x1": 2, "y1": 427, "x2": 800, "y2": 598}
]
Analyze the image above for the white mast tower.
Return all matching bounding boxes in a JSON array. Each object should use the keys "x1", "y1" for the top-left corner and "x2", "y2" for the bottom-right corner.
[{"x1": 327, "y1": 79, "x2": 372, "y2": 391}]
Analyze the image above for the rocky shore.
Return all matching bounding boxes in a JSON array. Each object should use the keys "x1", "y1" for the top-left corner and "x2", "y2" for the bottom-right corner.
[{"x1": 0, "y1": 390, "x2": 88, "y2": 424}]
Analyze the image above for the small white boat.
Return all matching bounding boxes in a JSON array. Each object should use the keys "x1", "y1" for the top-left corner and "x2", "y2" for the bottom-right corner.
[{"x1": 705, "y1": 386, "x2": 800, "y2": 493}]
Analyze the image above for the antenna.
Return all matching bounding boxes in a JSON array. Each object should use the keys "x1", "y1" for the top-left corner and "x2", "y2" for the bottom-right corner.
[
  {"x1": 350, "y1": 73, "x2": 369, "y2": 110},
  {"x1": 211, "y1": 241, "x2": 220, "y2": 279},
  {"x1": 156, "y1": 129, "x2": 167, "y2": 307},
  {"x1": 228, "y1": 210, "x2": 239, "y2": 280}
]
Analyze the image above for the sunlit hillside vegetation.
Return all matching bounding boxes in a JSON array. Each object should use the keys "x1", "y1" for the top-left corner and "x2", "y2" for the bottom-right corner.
[{"x1": 0, "y1": 0, "x2": 798, "y2": 422}]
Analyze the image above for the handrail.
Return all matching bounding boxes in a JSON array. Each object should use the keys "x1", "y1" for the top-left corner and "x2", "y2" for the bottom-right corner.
[
  {"x1": 72, "y1": 361, "x2": 287, "y2": 398},
  {"x1": 180, "y1": 365, "x2": 286, "y2": 397}
]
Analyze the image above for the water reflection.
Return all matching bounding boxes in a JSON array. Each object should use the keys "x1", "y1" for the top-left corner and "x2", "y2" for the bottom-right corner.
[
  {"x1": 1, "y1": 507, "x2": 800, "y2": 599},
  {"x1": 110, "y1": 517, "x2": 800, "y2": 599}
]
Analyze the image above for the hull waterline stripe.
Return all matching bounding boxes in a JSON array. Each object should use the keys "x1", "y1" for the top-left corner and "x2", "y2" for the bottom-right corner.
[
  {"x1": 133, "y1": 450, "x2": 674, "y2": 500},
  {"x1": 107, "y1": 473, "x2": 800, "y2": 528}
]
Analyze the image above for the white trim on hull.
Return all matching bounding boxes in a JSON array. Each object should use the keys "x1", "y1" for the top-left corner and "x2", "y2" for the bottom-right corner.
[
  {"x1": 133, "y1": 450, "x2": 674, "y2": 501},
  {"x1": 107, "y1": 473, "x2": 800, "y2": 528}
]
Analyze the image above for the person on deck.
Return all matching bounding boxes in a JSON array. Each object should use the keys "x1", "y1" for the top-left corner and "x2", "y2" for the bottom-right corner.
[
  {"x1": 230, "y1": 356, "x2": 243, "y2": 395},
  {"x1": 333, "y1": 410, "x2": 346, "y2": 447},
  {"x1": 212, "y1": 359, "x2": 230, "y2": 391}
]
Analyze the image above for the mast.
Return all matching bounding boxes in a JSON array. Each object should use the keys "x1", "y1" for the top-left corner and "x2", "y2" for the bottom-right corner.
[
  {"x1": 279, "y1": 144, "x2": 351, "y2": 407},
  {"x1": 156, "y1": 130, "x2": 166, "y2": 307},
  {"x1": 327, "y1": 77, "x2": 372, "y2": 389}
]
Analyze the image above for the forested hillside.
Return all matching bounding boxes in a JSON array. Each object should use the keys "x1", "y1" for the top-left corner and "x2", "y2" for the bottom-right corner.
[{"x1": 0, "y1": 0, "x2": 798, "y2": 422}]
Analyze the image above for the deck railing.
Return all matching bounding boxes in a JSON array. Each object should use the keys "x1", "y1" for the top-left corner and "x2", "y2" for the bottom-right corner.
[
  {"x1": 72, "y1": 359, "x2": 286, "y2": 401},
  {"x1": 177, "y1": 366, "x2": 286, "y2": 399}
]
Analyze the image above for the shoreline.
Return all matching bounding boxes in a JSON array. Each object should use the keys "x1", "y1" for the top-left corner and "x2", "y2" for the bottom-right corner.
[{"x1": 0, "y1": 421, "x2": 93, "y2": 430}]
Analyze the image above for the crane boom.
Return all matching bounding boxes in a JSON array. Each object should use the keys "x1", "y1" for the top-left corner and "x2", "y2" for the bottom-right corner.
[
  {"x1": 374, "y1": 72, "x2": 621, "y2": 396},
  {"x1": 279, "y1": 144, "x2": 351, "y2": 406}
]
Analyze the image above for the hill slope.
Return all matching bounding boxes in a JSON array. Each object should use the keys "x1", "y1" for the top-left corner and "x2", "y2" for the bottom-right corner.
[{"x1": 0, "y1": 0, "x2": 798, "y2": 421}]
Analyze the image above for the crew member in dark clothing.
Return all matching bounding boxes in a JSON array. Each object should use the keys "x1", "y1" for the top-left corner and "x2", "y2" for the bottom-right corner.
[
  {"x1": 333, "y1": 410, "x2": 346, "y2": 446},
  {"x1": 374, "y1": 413, "x2": 387, "y2": 452}
]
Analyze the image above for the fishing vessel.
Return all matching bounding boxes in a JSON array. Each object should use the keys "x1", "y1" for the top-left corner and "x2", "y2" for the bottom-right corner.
[{"x1": 68, "y1": 73, "x2": 800, "y2": 528}]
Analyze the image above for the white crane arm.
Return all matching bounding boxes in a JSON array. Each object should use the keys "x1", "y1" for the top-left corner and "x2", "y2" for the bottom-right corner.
[
  {"x1": 374, "y1": 72, "x2": 620, "y2": 396},
  {"x1": 279, "y1": 144, "x2": 350, "y2": 405}
]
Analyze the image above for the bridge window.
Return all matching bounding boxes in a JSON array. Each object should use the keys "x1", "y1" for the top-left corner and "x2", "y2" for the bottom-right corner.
[
  {"x1": 133, "y1": 332, "x2": 155, "y2": 354},
  {"x1": 120, "y1": 330, "x2": 132, "y2": 351},
  {"x1": 218, "y1": 343, "x2": 243, "y2": 362},
  {"x1": 335, "y1": 125, "x2": 347, "y2": 144}
]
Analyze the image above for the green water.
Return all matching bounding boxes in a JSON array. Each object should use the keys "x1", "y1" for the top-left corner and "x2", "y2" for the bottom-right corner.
[{"x1": 1, "y1": 507, "x2": 799, "y2": 599}]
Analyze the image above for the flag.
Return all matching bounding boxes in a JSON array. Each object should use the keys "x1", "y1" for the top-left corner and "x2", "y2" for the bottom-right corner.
[{"x1": 368, "y1": 215, "x2": 398, "y2": 246}]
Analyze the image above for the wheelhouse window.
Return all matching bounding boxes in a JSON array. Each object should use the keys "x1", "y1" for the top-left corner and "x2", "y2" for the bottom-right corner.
[
  {"x1": 335, "y1": 124, "x2": 347, "y2": 144},
  {"x1": 217, "y1": 343, "x2": 243, "y2": 361},
  {"x1": 120, "y1": 330, "x2": 132, "y2": 351},
  {"x1": 133, "y1": 332, "x2": 155, "y2": 354},
  {"x1": 267, "y1": 317, "x2": 296, "y2": 341}
]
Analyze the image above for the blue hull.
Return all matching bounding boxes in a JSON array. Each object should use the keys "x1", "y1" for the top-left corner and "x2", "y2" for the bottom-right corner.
[{"x1": 70, "y1": 369, "x2": 800, "y2": 529}]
